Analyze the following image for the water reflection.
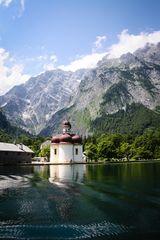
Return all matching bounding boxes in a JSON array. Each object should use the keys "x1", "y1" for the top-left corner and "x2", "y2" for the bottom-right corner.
[
  {"x1": 0, "y1": 166, "x2": 33, "y2": 191},
  {"x1": 49, "y1": 164, "x2": 86, "y2": 184},
  {"x1": 48, "y1": 165, "x2": 87, "y2": 221},
  {"x1": 0, "y1": 163, "x2": 160, "y2": 240}
]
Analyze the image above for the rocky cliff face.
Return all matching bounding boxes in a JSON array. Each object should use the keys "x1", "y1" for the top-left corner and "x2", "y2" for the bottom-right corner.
[
  {"x1": 1, "y1": 43, "x2": 160, "y2": 136},
  {"x1": 40, "y1": 43, "x2": 160, "y2": 136},
  {"x1": 77, "y1": 43, "x2": 160, "y2": 116},
  {"x1": 0, "y1": 69, "x2": 88, "y2": 134}
]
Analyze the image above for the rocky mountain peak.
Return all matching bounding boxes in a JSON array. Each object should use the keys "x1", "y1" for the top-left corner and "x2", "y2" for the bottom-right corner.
[
  {"x1": 134, "y1": 42, "x2": 160, "y2": 65},
  {"x1": 40, "y1": 42, "x2": 160, "y2": 136},
  {"x1": 1, "y1": 42, "x2": 160, "y2": 136},
  {"x1": 0, "y1": 68, "x2": 88, "y2": 134}
]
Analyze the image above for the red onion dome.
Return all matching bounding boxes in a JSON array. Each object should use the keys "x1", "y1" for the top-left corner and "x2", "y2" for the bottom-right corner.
[
  {"x1": 51, "y1": 135, "x2": 60, "y2": 143},
  {"x1": 59, "y1": 133, "x2": 72, "y2": 143},
  {"x1": 72, "y1": 134, "x2": 82, "y2": 144}
]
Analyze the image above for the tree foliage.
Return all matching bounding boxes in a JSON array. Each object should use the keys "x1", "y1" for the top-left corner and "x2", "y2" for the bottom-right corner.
[
  {"x1": 39, "y1": 145, "x2": 50, "y2": 159},
  {"x1": 84, "y1": 129, "x2": 160, "y2": 161},
  {"x1": 91, "y1": 103, "x2": 160, "y2": 135}
]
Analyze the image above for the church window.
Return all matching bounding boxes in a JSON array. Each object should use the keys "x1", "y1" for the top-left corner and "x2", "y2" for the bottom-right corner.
[
  {"x1": 75, "y1": 148, "x2": 78, "y2": 155},
  {"x1": 54, "y1": 149, "x2": 57, "y2": 155}
]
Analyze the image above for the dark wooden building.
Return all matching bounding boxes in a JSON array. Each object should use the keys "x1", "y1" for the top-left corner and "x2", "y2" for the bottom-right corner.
[{"x1": 0, "y1": 142, "x2": 34, "y2": 165}]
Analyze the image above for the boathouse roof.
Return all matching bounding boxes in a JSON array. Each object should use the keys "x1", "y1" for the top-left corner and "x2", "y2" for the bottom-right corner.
[{"x1": 0, "y1": 142, "x2": 34, "y2": 153}]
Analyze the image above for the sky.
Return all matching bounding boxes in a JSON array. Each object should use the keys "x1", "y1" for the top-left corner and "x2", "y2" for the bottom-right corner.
[{"x1": 0, "y1": 0, "x2": 160, "y2": 95}]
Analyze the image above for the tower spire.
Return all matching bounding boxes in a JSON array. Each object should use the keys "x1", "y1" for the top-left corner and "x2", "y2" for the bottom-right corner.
[{"x1": 62, "y1": 120, "x2": 71, "y2": 133}]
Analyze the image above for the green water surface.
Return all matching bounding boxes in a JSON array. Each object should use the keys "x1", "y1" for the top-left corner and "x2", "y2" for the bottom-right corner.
[{"x1": 0, "y1": 162, "x2": 160, "y2": 239}]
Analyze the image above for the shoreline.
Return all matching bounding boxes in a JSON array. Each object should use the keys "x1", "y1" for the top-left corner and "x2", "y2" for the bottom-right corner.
[
  {"x1": 16, "y1": 158, "x2": 160, "y2": 166},
  {"x1": 0, "y1": 159, "x2": 160, "y2": 167}
]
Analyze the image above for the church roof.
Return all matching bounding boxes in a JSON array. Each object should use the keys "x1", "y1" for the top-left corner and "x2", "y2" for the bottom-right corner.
[
  {"x1": 51, "y1": 133, "x2": 82, "y2": 144},
  {"x1": 51, "y1": 120, "x2": 82, "y2": 144}
]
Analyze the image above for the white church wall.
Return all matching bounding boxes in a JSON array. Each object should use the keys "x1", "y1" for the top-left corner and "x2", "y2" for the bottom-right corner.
[
  {"x1": 50, "y1": 144, "x2": 59, "y2": 163},
  {"x1": 59, "y1": 143, "x2": 73, "y2": 163},
  {"x1": 50, "y1": 143, "x2": 84, "y2": 163},
  {"x1": 73, "y1": 145, "x2": 83, "y2": 162}
]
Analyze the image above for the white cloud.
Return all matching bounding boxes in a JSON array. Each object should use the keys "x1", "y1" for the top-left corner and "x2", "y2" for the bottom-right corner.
[
  {"x1": 59, "y1": 35, "x2": 107, "y2": 71},
  {"x1": 108, "y1": 29, "x2": 160, "y2": 58},
  {"x1": 92, "y1": 35, "x2": 107, "y2": 52},
  {"x1": 25, "y1": 54, "x2": 57, "y2": 64},
  {"x1": 20, "y1": 0, "x2": 24, "y2": 12},
  {"x1": 17, "y1": 0, "x2": 25, "y2": 17},
  {"x1": 0, "y1": 0, "x2": 25, "y2": 17},
  {"x1": 59, "y1": 52, "x2": 106, "y2": 72},
  {"x1": 43, "y1": 55, "x2": 57, "y2": 71},
  {"x1": 0, "y1": 48, "x2": 30, "y2": 95},
  {"x1": 50, "y1": 55, "x2": 57, "y2": 61},
  {"x1": 20, "y1": 53, "x2": 58, "y2": 73},
  {"x1": 37, "y1": 55, "x2": 48, "y2": 61},
  {"x1": 0, "y1": 0, "x2": 12, "y2": 7},
  {"x1": 43, "y1": 63, "x2": 56, "y2": 71},
  {"x1": 59, "y1": 30, "x2": 160, "y2": 72}
]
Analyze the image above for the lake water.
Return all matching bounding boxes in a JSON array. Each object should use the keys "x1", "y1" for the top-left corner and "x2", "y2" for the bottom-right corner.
[{"x1": 0, "y1": 162, "x2": 160, "y2": 240}]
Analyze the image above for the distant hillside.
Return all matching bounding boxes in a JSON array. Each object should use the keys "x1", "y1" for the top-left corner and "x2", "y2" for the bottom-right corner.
[
  {"x1": 0, "y1": 109, "x2": 31, "y2": 143},
  {"x1": 90, "y1": 103, "x2": 160, "y2": 135}
]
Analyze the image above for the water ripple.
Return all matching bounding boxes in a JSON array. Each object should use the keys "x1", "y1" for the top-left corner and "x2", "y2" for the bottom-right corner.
[{"x1": 0, "y1": 221, "x2": 133, "y2": 239}]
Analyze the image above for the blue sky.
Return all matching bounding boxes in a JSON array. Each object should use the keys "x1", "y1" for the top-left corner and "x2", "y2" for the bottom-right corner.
[{"x1": 0, "y1": 0, "x2": 160, "y2": 95}]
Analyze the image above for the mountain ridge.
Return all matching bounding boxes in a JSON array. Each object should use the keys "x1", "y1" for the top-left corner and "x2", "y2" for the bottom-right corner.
[
  {"x1": 1, "y1": 43, "x2": 160, "y2": 137},
  {"x1": 0, "y1": 69, "x2": 89, "y2": 134},
  {"x1": 40, "y1": 42, "x2": 160, "y2": 136}
]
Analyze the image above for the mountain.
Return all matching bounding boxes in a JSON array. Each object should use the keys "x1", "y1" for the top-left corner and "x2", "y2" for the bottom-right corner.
[
  {"x1": 91, "y1": 103, "x2": 160, "y2": 135},
  {"x1": 0, "y1": 69, "x2": 88, "y2": 134},
  {"x1": 0, "y1": 109, "x2": 30, "y2": 142},
  {"x1": 1, "y1": 43, "x2": 160, "y2": 137},
  {"x1": 40, "y1": 43, "x2": 160, "y2": 136},
  {"x1": 0, "y1": 110, "x2": 13, "y2": 142}
]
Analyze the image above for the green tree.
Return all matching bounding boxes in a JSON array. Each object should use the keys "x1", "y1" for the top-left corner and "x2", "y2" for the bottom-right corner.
[
  {"x1": 119, "y1": 142, "x2": 133, "y2": 160},
  {"x1": 133, "y1": 146, "x2": 153, "y2": 160},
  {"x1": 133, "y1": 130, "x2": 159, "y2": 159},
  {"x1": 39, "y1": 145, "x2": 50, "y2": 158},
  {"x1": 97, "y1": 140, "x2": 116, "y2": 160},
  {"x1": 154, "y1": 146, "x2": 160, "y2": 159},
  {"x1": 85, "y1": 143, "x2": 98, "y2": 161}
]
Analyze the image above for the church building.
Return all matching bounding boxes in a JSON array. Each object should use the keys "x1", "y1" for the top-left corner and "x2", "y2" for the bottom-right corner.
[{"x1": 50, "y1": 120, "x2": 84, "y2": 163}]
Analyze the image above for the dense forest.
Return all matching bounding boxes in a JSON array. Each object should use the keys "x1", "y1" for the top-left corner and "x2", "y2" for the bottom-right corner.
[
  {"x1": 85, "y1": 103, "x2": 160, "y2": 161},
  {"x1": 91, "y1": 103, "x2": 160, "y2": 135},
  {"x1": 84, "y1": 129, "x2": 160, "y2": 161}
]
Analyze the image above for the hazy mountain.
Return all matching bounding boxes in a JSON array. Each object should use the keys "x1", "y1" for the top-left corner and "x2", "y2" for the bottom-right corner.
[{"x1": 40, "y1": 43, "x2": 160, "y2": 136}]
